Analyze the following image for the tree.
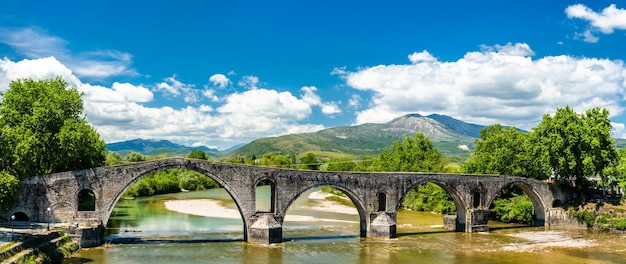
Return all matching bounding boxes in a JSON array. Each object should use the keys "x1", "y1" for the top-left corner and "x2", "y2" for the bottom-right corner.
[
  {"x1": 371, "y1": 133, "x2": 446, "y2": 172},
  {"x1": 125, "y1": 152, "x2": 147, "y2": 162},
  {"x1": 300, "y1": 153, "x2": 319, "y2": 170},
  {"x1": 0, "y1": 78, "x2": 106, "y2": 180},
  {"x1": 464, "y1": 124, "x2": 548, "y2": 179},
  {"x1": 323, "y1": 157, "x2": 357, "y2": 171},
  {"x1": 529, "y1": 106, "x2": 617, "y2": 187},
  {"x1": 188, "y1": 150, "x2": 210, "y2": 160},
  {"x1": 0, "y1": 171, "x2": 19, "y2": 212}
]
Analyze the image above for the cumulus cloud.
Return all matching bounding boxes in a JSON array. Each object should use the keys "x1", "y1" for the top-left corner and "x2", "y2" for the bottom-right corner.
[
  {"x1": 345, "y1": 43, "x2": 626, "y2": 130},
  {"x1": 0, "y1": 57, "x2": 325, "y2": 149},
  {"x1": 408, "y1": 50, "x2": 437, "y2": 64},
  {"x1": 155, "y1": 75, "x2": 203, "y2": 103},
  {"x1": 0, "y1": 27, "x2": 137, "y2": 78},
  {"x1": 238, "y1": 75, "x2": 259, "y2": 89},
  {"x1": 209, "y1": 73, "x2": 231, "y2": 88},
  {"x1": 301, "y1": 86, "x2": 341, "y2": 116},
  {"x1": 566, "y1": 4, "x2": 626, "y2": 42}
]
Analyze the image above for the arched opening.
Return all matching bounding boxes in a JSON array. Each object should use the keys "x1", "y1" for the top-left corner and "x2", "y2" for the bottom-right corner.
[
  {"x1": 377, "y1": 192, "x2": 387, "y2": 212},
  {"x1": 106, "y1": 168, "x2": 245, "y2": 243},
  {"x1": 282, "y1": 185, "x2": 363, "y2": 241},
  {"x1": 488, "y1": 183, "x2": 544, "y2": 229},
  {"x1": 473, "y1": 190, "x2": 481, "y2": 208},
  {"x1": 397, "y1": 182, "x2": 464, "y2": 234},
  {"x1": 10, "y1": 212, "x2": 29, "y2": 222},
  {"x1": 78, "y1": 189, "x2": 96, "y2": 211},
  {"x1": 255, "y1": 178, "x2": 274, "y2": 213},
  {"x1": 552, "y1": 199, "x2": 562, "y2": 208}
]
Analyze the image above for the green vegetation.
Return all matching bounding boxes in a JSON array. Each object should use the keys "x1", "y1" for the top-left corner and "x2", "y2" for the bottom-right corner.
[
  {"x1": 0, "y1": 171, "x2": 19, "y2": 212},
  {"x1": 530, "y1": 106, "x2": 617, "y2": 187},
  {"x1": 0, "y1": 77, "x2": 106, "y2": 212},
  {"x1": 401, "y1": 183, "x2": 456, "y2": 215},
  {"x1": 464, "y1": 124, "x2": 546, "y2": 179},
  {"x1": 189, "y1": 149, "x2": 211, "y2": 160},
  {"x1": 490, "y1": 194, "x2": 534, "y2": 224},
  {"x1": 0, "y1": 78, "x2": 106, "y2": 180},
  {"x1": 124, "y1": 168, "x2": 219, "y2": 198}
]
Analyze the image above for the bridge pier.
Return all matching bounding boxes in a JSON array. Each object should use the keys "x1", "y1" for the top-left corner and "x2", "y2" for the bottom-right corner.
[
  {"x1": 367, "y1": 212, "x2": 397, "y2": 239},
  {"x1": 466, "y1": 209, "x2": 489, "y2": 232},
  {"x1": 248, "y1": 213, "x2": 283, "y2": 244}
]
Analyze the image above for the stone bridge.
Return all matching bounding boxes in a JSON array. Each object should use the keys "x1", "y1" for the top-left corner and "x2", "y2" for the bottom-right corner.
[{"x1": 5, "y1": 158, "x2": 565, "y2": 246}]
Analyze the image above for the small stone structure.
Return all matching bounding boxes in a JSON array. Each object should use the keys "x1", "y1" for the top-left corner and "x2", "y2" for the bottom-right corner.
[{"x1": 4, "y1": 158, "x2": 563, "y2": 247}]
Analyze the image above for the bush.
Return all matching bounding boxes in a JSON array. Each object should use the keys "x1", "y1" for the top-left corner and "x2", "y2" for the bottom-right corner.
[
  {"x1": 491, "y1": 194, "x2": 533, "y2": 224},
  {"x1": 124, "y1": 169, "x2": 219, "y2": 198},
  {"x1": 401, "y1": 183, "x2": 456, "y2": 215}
]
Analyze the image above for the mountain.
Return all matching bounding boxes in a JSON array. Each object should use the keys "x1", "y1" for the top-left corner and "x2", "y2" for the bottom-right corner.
[
  {"x1": 220, "y1": 114, "x2": 481, "y2": 161},
  {"x1": 106, "y1": 138, "x2": 223, "y2": 158}
]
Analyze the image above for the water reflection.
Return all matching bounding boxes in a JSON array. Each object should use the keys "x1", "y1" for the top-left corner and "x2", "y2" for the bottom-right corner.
[{"x1": 64, "y1": 188, "x2": 626, "y2": 264}]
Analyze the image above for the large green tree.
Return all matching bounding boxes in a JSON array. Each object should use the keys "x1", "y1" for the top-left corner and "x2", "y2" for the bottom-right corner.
[
  {"x1": 0, "y1": 77, "x2": 106, "y2": 180},
  {"x1": 371, "y1": 133, "x2": 446, "y2": 172},
  {"x1": 464, "y1": 124, "x2": 548, "y2": 179},
  {"x1": 529, "y1": 106, "x2": 617, "y2": 187}
]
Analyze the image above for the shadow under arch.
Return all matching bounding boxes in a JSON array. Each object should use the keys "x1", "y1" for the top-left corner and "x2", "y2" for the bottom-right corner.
[
  {"x1": 279, "y1": 183, "x2": 368, "y2": 238},
  {"x1": 397, "y1": 179, "x2": 467, "y2": 232},
  {"x1": 104, "y1": 162, "x2": 251, "y2": 240},
  {"x1": 487, "y1": 181, "x2": 547, "y2": 226}
]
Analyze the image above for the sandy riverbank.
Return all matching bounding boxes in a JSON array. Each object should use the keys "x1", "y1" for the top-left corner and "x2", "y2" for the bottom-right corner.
[{"x1": 164, "y1": 191, "x2": 358, "y2": 223}]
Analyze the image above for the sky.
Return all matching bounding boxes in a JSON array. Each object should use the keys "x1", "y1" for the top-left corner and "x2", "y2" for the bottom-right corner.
[{"x1": 1, "y1": 1, "x2": 626, "y2": 150}]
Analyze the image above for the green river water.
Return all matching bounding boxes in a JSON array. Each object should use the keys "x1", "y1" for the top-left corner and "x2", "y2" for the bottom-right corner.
[{"x1": 64, "y1": 187, "x2": 626, "y2": 264}]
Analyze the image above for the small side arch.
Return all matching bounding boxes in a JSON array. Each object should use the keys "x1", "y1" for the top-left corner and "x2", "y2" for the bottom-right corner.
[
  {"x1": 10, "y1": 211, "x2": 30, "y2": 222},
  {"x1": 77, "y1": 189, "x2": 96, "y2": 211},
  {"x1": 255, "y1": 176, "x2": 275, "y2": 213}
]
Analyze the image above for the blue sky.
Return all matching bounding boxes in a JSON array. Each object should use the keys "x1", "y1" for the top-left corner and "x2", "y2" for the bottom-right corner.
[{"x1": 1, "y1": 1, "x2": 626, "y2": 149}]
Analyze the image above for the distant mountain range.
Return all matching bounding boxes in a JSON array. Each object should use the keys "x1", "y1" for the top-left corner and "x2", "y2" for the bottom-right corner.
[
  {"x1": 106, "y1": 138, "x2": 225, "y2": 158},
  {"x1": 107, "y1": 113, "x2": 626, "y2": 162},
  {"x1": 221, "y1": 113, "x2": 482, "y2": 161}
]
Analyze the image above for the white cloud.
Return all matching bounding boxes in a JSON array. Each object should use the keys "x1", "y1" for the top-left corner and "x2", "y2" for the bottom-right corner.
[
  {"x1": 348, "y1": 94, "x2": 361, "y2": 108},
  {"x1": 209, "y1": 74, "x2": 231, "y2": 88},
  {"x1": 238, "y1": 75, "x2": 259, "y2": 89},
  {"x1": 111, "y1": 82, "x2": 153, "y2": 103},
  {"x1": 155, "y1": 75, "x2": 202, "y2": 103},
  {"x1": 301, "y1": 86, "x2": 341, "y2": 116},
  {"x1": 0, "y1": 27, "x2": 136, "y2": 79},
  {"x1": 0, "y1": 57, "x2": 325, "y2": 149},
  {"x1": 408, "y1": 50, "x2": 437, "y2": 64},
  {"x1": 345, "y1": 43, "x2": 626, "y2": 130},
  {"x1": 574, "y1": 29, "x2": 600, "y2": 43},
  {"x1": 566, "y1": 4, "x2": 626, "y2": 34}
]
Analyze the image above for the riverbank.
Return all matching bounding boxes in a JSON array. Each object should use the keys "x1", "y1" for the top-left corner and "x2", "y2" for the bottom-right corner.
[{"x1": 164, "y1": 190, "x2": 358, "y2": 222}]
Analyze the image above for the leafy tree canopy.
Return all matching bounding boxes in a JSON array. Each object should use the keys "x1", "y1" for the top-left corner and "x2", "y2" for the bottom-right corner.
[
  {"x1": 0, "y1": 77, "x2": 106, "y2": 179},
  {"x1": 529, "y1": 106, "x2": 617, "y2": 186},
  {"x1": 464, "y1": 124, "x2": 548, "y2": 179},
  {"x1": 371, "y1": 133, "x2": 446, "y2": 172},
  {"x1": 0, "y1": 171, "x2": 19, "y2": 212},
  {"x1": 188, "y1": 149, "x2": 210, "y2": 160}
]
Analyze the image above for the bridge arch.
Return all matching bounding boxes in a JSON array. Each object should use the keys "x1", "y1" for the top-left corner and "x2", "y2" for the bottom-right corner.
[
  {"x1": 486, "y1": 180, "x2": 549, "y2": 226},
  {"x1": 102, "y1": 161, "x2": 252, "y2": 239},
  {"x1": 279, "y1": 183, "x2": 368, "y2": 236},
  {"x1": 397, "y1": 179, "x2": 468, "y2": 232}
]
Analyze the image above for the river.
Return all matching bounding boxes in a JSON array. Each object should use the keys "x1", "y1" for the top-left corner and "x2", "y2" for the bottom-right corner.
[{"x1": 64, "y1": 187, "x2": 626, "y2": 264}]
